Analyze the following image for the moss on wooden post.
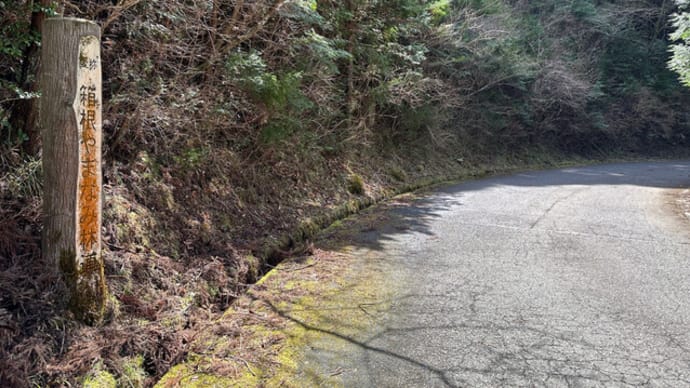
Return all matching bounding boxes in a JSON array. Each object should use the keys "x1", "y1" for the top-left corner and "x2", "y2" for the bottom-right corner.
[{"x1": 40, "y1": 17, "x2": 107, "y2": 324}]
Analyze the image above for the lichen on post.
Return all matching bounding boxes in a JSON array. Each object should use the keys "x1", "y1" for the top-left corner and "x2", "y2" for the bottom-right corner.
[{"x1": 40, "y1": 17, "x2": 107, "y2": 324}]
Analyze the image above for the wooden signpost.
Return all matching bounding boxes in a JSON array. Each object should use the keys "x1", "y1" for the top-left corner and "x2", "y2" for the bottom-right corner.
[{"x1": 40, "y1": 18, "x2": 106, "y2": 324}]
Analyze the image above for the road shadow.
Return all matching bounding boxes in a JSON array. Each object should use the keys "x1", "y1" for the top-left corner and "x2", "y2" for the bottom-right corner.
[
  {"x1": 271, "y1": 160, "x2": 690, "y2": 386},
  {"x1": 318, "y1": 161, "x2": 690, "y2": 253},
  {"x1": 254, "y1": 286, "x2": 690, "y2": 387}
]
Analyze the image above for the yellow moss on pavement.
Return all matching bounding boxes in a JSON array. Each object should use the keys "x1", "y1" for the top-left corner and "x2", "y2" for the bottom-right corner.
[{"x1": 156, "y1": 233, "x2": 397, "y2": 387}]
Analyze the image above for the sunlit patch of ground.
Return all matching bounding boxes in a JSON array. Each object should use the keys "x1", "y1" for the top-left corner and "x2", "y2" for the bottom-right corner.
[{"x1": 155, "y1": 213, "x2": 401, "y2": 387}]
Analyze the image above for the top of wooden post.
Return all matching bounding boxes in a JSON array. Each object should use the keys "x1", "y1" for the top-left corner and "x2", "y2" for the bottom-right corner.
[{"x1": 44, "y1": 17, "x2": 100, "y2": 37}]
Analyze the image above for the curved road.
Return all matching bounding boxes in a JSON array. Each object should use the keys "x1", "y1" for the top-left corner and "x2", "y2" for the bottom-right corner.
[{"x1": 302, "y1": 161, "x2": 690, "y2": 387}]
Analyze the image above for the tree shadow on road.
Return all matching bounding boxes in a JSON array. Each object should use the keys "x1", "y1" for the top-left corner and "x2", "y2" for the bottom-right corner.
[
  {"x1": 270, "y1": 160, "x2": 690, "y2": 387},
  {"x1": 318, "y1": 161, "x2": 690, "y2": 254},
  {"x1": 254, "y1": 283, "x2": 690, "y2": 387}
]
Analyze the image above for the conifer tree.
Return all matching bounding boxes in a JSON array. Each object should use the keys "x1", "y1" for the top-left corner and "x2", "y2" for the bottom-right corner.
[{"x1": 669, "y1": 0, "x2": 690, "y2": 85}]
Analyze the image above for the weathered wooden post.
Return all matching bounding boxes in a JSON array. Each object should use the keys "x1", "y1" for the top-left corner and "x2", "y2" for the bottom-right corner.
[{"x1": 39, "y1": 18, "x2": 106, "y2": 324}]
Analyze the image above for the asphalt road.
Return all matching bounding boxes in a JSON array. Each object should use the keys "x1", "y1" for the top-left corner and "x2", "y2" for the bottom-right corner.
[{"x1": 301, "y1": 161, "x2": 690, "y2": 387}]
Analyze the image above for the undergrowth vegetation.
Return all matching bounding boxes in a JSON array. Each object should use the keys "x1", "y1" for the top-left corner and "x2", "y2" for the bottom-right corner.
[{"x1": 2, "y1": 0, "x2": 690, "y2": 385}]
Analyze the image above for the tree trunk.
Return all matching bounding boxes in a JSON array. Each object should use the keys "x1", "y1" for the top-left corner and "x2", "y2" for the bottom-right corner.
[
  {"x1": 40, "y1": 17, "x2": 107, "y2": 325},
  {"x1": 9, "y1": 0, "x2": 52, "y2": 154},
  {"x1": 345, "y1": 0, "x2": 358, "y2": 117}
]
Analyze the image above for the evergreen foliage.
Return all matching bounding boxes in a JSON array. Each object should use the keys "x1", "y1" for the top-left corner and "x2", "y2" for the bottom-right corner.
[
  {"x1": 669, "y1": 0, "x2": 690, "y2": 86},
  {"x1": 2, "y1": 0, "x2": 688, "y2": 155},
  {"x1": 0, "y1": 1, "x2": 55, "y2": 146}
]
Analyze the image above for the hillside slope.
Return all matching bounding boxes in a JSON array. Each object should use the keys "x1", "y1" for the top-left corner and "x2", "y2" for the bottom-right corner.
[{"x1": 1, "y1": 0, "x2": 690, "y2": 385}]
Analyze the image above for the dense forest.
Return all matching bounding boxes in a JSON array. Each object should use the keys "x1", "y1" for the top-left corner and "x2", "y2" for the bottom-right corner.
[{"x1": 2, "y1": 0, "x2": 690, "y2": 385}]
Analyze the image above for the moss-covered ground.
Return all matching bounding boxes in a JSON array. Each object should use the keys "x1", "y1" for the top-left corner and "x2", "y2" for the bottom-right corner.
[{"x1": 155, "y1": 211, "x2": 403, "y2": 387}]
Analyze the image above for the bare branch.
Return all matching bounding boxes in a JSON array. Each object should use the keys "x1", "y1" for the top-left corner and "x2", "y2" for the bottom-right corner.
[
  {"x1": 218, "y1": 0, "x2": 287, "y2": 53},
  {"x1": 101, "y1": 0, "x2": 144, "y2": 32}
]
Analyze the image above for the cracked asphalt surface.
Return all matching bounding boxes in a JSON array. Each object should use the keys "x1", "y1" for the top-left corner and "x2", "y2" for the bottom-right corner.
[{"x1": 298, "y1": 161, "x2": 690, "y2": 387}]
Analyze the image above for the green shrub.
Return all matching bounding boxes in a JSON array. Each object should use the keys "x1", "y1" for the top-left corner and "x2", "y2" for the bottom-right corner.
[
  {"x1": 389, "y1": 166, "x2": 407, "y2": 182},
  {"x1": 225, "y1": 51, "x2": 312, "y2": 112},
  {"x1": 119, "y1": 356, "x2": 147, "y2": 388},
  {"x1": 260, "y1": 116, "x2": 302, "y2": 144},
  {"x1": 347, "y1": 174, "x2": 365, "y2": 195}
]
